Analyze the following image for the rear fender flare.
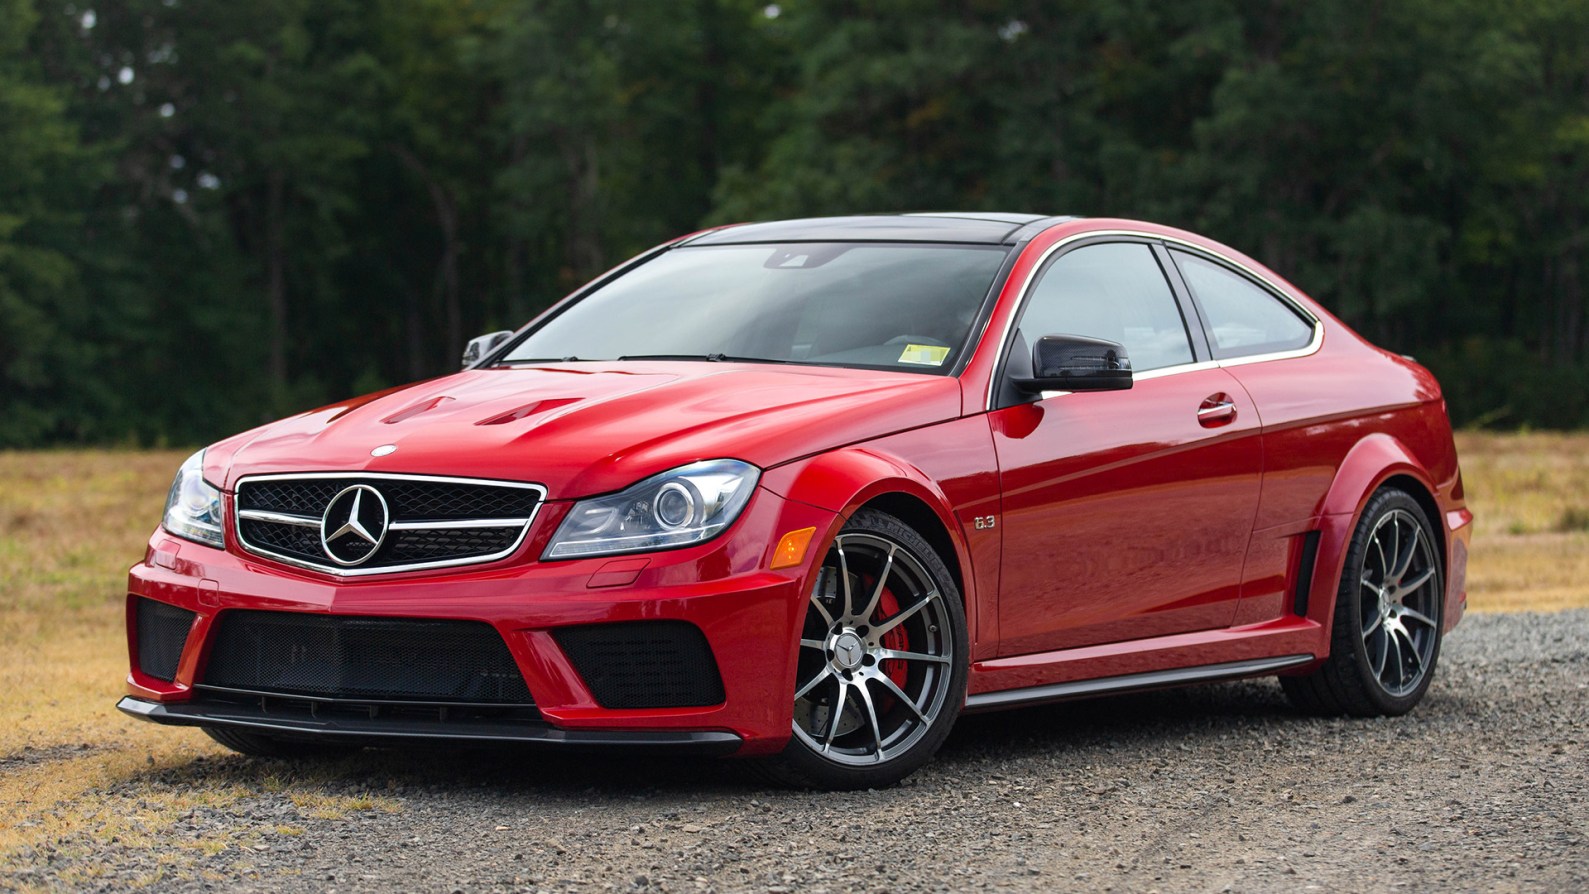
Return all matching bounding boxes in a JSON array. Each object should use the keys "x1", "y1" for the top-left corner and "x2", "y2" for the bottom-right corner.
[{"x1": 1308, "y1": 433, "x2": 1440, "y2": 641}]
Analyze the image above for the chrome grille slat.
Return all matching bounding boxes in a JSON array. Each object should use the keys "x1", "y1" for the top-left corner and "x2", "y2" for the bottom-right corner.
[
  {"x1": 238, "y1": 508, "x2": 321, "y2": 527},
  {"x1": 233, "y1": 473, "x2": 546, "y2": 576}
]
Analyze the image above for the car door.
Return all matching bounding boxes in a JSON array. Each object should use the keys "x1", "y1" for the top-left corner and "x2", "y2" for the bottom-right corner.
[
  {"x1": 1165, "y1": 247, "x2": 1331, "y2": 625},
  {"x1": 990, "y1": 240, "x2": 1263, "y2": 656}
]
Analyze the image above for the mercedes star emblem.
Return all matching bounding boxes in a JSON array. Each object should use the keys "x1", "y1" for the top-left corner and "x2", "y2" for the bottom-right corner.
[{"x1": 320, "y1": 484, "x2": 391, "y2": 566}]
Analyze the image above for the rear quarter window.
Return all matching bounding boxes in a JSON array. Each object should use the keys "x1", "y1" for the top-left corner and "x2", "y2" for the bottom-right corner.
[{"x1": 1172, "y1": 250, "x2": 1315, "y2": 359}]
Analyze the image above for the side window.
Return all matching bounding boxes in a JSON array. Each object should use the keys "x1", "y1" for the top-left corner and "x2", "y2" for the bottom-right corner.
[
  {"x1": 1018, "y1": 242, "x2": 1194, "y2": 372},
  {"x1": 1172, "y1": 250, "x2": 1315, "y2": 359}
]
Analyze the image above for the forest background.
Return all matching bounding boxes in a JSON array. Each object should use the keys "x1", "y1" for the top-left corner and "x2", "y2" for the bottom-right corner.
[{"x1": 3, "y1": 0, "x2": 1586, "y2": 447}]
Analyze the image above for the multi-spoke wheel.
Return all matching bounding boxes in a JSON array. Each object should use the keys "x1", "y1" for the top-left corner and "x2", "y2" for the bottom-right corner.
[
  {"x1": 1281, "y1": 488, "x2": 1444, "y2": 716},
  {"x1": 759, "y1": 509, "x2": 967, "y2": 789}
]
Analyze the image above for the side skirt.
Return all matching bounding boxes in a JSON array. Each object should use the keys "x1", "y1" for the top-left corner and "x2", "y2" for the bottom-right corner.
[{"x1": 963, "y1": 654, "x2": 1314, "y2": 713}]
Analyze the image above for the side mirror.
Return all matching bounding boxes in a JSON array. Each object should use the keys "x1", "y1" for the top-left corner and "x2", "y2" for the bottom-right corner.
[
  {"x1": 1014, "y1": 334, "x2": 1133, "y2": 393},
  {"x1": 461, "y1": 330, "x2": 513, "y2": 369}
]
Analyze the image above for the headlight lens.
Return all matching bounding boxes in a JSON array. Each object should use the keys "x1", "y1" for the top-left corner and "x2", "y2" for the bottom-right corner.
[
  {"x1": 543, "y1": 459, "x2": 759, "y2": 559},
  {"x1": 162, "y1": 449, "x2": 225, "y2": 549}
]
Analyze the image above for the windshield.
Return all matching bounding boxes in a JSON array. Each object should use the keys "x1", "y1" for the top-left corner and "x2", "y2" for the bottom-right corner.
[{"x1": 499, "y1": 242, "x2": 1009, "y2": 374}]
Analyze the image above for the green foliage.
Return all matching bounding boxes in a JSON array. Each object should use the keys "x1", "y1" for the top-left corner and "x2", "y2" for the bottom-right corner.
[{"x1": 0, "y1": 0, "x2": 1584, "y2": 445}]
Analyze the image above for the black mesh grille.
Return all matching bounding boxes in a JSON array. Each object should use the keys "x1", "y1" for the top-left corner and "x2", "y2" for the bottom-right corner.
[
  {"x1": 239, "y1": 518, "x2": 321, "y2": 557},
  {"x1": 380, "y1": 482, "x2": 540, "y2": 521},
  {"x1": 202, "y1": 611, "x2": 534, "y2": 704},
  {"x1": 234, "y1": 475, "x2": 543, "y2": 573},
  {"x1": 385, "y1": 527, "x2": 521, "y2": 561},
  {"x1": 239, "y1": 480, "x2": 345, "y2": 516},
  {"x1": 137, "y1": 598, "x2": 195, "y2": 682},
  {"x1": 236, "y1": 478, "x2": 539, "y2": 520},
  {"x1": 553, "y1": 622, "x2": 725, "y2": 709}
]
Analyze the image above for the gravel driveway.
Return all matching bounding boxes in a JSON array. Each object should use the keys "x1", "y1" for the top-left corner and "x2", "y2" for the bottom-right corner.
[{"x1": 14, "y1": 610, "x2": 1587, "y2": 893}]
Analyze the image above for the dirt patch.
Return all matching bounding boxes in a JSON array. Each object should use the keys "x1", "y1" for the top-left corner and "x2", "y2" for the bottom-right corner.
[{"x1": 6, "y1": 610, "x2": 1584, "y2": 893}]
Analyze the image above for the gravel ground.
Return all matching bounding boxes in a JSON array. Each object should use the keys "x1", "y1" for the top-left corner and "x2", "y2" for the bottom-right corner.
[{"x1": 11, "y1": 610, "x2": 1587, "y2": 893}]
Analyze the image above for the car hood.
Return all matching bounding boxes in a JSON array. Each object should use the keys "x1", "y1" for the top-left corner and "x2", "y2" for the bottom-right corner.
[{"x1": 205, "y1": 362, "x2": 963, "y2": 498}]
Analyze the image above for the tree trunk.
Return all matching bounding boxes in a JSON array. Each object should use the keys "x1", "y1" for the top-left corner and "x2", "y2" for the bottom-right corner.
[
  {"x1": 391, "y1": 145, "x2": 463, "y2": 372},
  {"x1": 564, "y1": 137, "x2": 604, "y2": 281},
  {"x1": 265, "y1": 169, "x2": 288, "y2": 404},
  {"x1": 505, "y1": 133, "x2": 529, "y2": 322}
]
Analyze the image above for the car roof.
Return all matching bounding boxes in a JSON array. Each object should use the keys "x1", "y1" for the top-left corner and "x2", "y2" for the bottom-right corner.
[{"x1": 683, "y1": 213, "x2": 1077, "y2": 246}]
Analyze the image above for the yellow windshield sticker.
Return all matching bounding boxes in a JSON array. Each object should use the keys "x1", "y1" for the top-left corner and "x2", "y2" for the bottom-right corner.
[{"x1": 898, "y1": 344, "x2": 951, "y2": 366}]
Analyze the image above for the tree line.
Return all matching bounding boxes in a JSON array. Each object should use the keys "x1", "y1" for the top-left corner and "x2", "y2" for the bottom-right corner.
[{"x1": 2, "y1": 0, "x2": 1586, "y2": 446}]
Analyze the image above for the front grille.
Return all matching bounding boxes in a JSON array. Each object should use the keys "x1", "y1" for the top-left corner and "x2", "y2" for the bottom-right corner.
[
  {"x1": 234, "y1": 473, "x2": 545, "y2": 575},
  {"x1": 553, "y1": 621, "x2": 725, "y2": 709},
  {"x1": 137, "y1": 597, "x2": 196, "y2": 682},
  {"x1": 202, "y1": 611, "x2": 535, "y2": 704},
  {"x1": 244, "y1": 479, "x2": 540, "y2": 521}
]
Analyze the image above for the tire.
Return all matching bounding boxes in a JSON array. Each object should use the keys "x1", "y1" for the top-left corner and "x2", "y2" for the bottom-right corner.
[
  {"x1": 1281, "y1": 487, "x2": 1444, "y2": 716},
  {"x1": 756, "y1": 509, "x2": 968, "y2": 790},
  {"x1": 204, "y1": 726, "x2": 361, "y2": 759}
]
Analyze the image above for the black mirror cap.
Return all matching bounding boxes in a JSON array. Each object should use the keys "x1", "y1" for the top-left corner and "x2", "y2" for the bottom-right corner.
[
  {"x1": 1013, "y1": 333, "x2": 1134, "y2": 393},
  {"x1": 461, "y1": 330, "x2": 514, "y2": 369}
]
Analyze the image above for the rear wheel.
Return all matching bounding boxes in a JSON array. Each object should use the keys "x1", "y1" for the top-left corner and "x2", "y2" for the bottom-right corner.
[
  {"x1": 758, "y1": 509, "x2": 968, "y2": 790},
  {"x1": 1281, "y1": 488, "x2": 1444, "y2": 716},
  {"x1": 204, "y1": 727, "x2": 360, "y2": 759}
]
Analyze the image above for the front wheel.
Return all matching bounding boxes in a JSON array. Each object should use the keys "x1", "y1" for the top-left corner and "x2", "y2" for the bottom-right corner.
[
  {"x1": 1281, "y1": 487, "x2": 1444, "y2": 716},
  {"x1": 757, "y1": 509, "x2": 968, "y2": 790}
]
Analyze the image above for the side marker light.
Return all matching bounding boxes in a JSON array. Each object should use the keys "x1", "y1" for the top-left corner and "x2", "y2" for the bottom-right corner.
[{"x1": 771, "y1": 527, "x2": 817, "y2": 570}]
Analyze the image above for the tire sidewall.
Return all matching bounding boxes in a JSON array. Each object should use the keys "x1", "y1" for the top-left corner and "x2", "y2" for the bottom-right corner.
[
  {"x1": 774, "y1": 508, "x2": 969, "y2": 789},
  {"x1": 1338, "y1": 489, "x2": 1444, "y2": 715}
]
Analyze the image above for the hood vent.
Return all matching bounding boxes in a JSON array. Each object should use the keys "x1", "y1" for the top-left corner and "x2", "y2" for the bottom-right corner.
[
  {"x1": 382, "y1": 396, "x2": 454, "y2": 424},
  {"x1": 477, "y1": 398, "x2": 580, "y2": 426}
]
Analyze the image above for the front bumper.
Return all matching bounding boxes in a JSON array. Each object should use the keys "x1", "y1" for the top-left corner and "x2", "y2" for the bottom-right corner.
[
  {"x1": 123, "y1": 486, "x2": 836, "y2": 756},
  {"x1": 116, "y1": 695, "x2": 743, "y2": 754}
]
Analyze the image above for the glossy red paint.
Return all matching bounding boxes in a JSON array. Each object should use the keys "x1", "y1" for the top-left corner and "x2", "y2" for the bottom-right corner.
[
  {"x1": 127, "y1": 485, "x2": 835, "y2": 755},
  {"x1": 124, "y1": 214, "x2": 1471, "y2": 763},
  {"x1": 202, "y1": 365, "x2": 962, "y2": 497},
  {"x1": 990, "y1": 367, "x2": 1263, "y2": 655}
]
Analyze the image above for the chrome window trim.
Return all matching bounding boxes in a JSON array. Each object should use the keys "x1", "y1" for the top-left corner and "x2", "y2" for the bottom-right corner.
[
  {"x1": 233, "y1": 472, "x2": 548, "y2": 578},
  {"x1": 981, "y1": 229, "x2": 1324, "y2": 410},
  {"x1": 1034, "y1": 359, "x2": 1223, "y2": 400}
]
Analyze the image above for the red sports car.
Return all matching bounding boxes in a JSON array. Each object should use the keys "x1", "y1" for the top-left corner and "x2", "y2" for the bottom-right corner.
[{"x1": 123, "y1": 214, "x2": 1471, "y2": 789}]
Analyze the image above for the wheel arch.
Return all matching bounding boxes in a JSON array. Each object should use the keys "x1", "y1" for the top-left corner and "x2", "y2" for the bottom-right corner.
[
  {"x1": 857, "y1": 491, "x2": 966, "y2": 601},
  {"x1": 760, "y1": 449, "x2": 977, "y2": 619},
  {"x1": 1310, "y1": 433, "x2": 1446, "y2": 642}
]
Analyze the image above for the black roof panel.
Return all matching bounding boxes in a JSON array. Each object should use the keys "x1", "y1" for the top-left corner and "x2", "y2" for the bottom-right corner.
[{"x1": 685, "y1": 213, "x2": 1054, "y2": 246}]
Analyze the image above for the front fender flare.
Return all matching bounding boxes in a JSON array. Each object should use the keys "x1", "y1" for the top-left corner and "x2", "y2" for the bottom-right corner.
[{"x1": 760, "y1": 447, "x2": 980, "y2": 644}]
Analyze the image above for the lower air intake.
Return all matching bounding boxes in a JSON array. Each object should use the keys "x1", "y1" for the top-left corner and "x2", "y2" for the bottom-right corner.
[
  {"x1": 137, "y1": 598, "x2": 196, "y2": 682},
  {"x1": 553, "y1": 621, "x2": 725, "y2": 709},
  {"x1": 202, "y1": 611, "x2": 533, "y2": 704}
]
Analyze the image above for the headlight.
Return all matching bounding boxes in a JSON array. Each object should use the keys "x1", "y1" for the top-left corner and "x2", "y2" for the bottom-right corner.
[
  {"x1": 543, "y1": 459, "x2": 759, "y2": 559},
  {"x1": 162, "y1": 449, "x2": 225, "y2": 549}
]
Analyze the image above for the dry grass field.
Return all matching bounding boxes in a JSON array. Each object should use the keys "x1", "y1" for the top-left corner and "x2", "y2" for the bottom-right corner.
[{"x1": 0, "y1": 435, "x2": 1584, "y2": 887}]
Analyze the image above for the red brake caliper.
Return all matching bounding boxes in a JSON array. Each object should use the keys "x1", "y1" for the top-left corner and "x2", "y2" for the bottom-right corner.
[{"x1": 874, "y1": 585, "x2": 910, "y2": 696}]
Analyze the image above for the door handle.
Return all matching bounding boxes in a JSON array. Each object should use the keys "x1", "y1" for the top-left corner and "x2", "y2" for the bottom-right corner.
[{"x1": 1197, "y1": 393, "x2": 1237, "y2": 427}]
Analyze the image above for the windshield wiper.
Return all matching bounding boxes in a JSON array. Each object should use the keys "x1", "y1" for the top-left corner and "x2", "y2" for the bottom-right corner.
[
  {"x1": 615, "y1": 353, "x2": 793, "y2": 364},
  {"x1": 494, "y1": 356, "x2": 584, "y2": 366}
]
